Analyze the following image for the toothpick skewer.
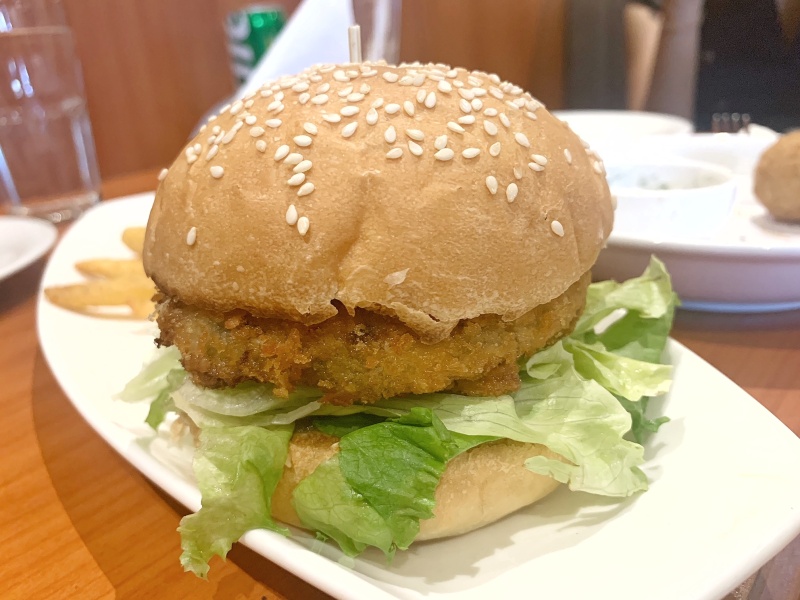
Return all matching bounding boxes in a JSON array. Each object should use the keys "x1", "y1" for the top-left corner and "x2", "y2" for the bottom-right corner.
[{"x1": 348, "y1": 25, "x2": 362, "y2": 63}]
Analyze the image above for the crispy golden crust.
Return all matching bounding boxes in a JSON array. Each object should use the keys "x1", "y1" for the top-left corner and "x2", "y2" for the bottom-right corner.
[{"x1": 155, "y1": 272, "x2": 590, "y2": 404}]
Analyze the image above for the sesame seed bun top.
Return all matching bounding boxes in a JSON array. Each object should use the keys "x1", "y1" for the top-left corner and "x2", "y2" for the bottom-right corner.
[{"x1": 144, "y1": 61, "x2": 613, "y2": 342}]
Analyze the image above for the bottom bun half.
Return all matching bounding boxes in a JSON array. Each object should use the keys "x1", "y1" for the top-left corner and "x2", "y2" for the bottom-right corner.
[{"x1": 271, "y1": 429, "x2": 563, "y2": 541}]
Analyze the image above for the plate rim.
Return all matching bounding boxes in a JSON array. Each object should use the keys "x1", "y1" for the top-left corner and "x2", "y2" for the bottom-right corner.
[{"x1": 0, "y1": 215, "x2": 58, "y2": 282}]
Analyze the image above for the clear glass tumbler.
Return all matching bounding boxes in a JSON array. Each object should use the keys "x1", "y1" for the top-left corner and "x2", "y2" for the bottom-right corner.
[{"x1": 0, "y1": 0, "x2": 100, "y2": 223}]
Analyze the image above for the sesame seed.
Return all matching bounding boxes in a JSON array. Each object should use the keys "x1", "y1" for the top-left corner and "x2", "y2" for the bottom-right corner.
[
  {"x1": 210, "y1": 165, "x2": 224, "y2": 179},
  {"x1": 468, "y1": 75, "x2": 482, "y2": 87},
  {"x1": 483, "y1": 120, "x2": 498, "y2": 136},
  {"x1": 437, "y1": 80, "x2": 452, "y2": 93},
  {"x1": 274, "y1": 145, "x2": 290, "y2": 160},
  {"x1": 366, "y1": 108, "x2": 379, "y2": 125},
  {"x1": 292, "y1": 82, "x2": 309, "y2": 92},
  {"x1": 500, "y1": 113, "x2": 511, "y2": 128},
  {"x1": 406, "y1": 129, "x2": 424, "y2": 141},
  {"x1": 192, "y1": 143, "x2": 202, "y2": 154},
  {"x1": 407, "y1": 140, "x2": 423, "y2": 156},
  {"x1": 551, "y1": 220, "x2": 565, "y2": 236},
  {"x1": 472, "y1": 88, "x2": 487, "y2": 97},
  {"x1": 287, "y1": 173, "x2": 305, "y2": 186},
  {"x1": 212, "y1": 125, "x2": 221, "y2": 135},
  {"x1": 525, "y1": 111, "x2": 538, "y2": 121},
  {"x1": 386, "y1": 147, "x2": 403, "y2": 159},
  {"x1": 434, "y1": 148, "x2": 454, "y2": 161},
  {"x1": 311, "y1": 94, "x2": 329, "y2": 105},
  {"x1": 526, "y1": 99, "x2": 542, "y2": 112},
  {"x1": 515, "y1": 132, "x2": 531, "y2": 148},
  {"x1": 513, "y1": 167, "x2": 523, "y2": 179},
  {"x1": 186, "y1": 226, "x2": 197, "y2": 245},
  {"x1": 245, "y1": 115, "x2": 257, "y2": 125},
  {"x1": 505, "y1": 100, "x2": 520, "y2": 111},
  {"x1": 303, "y1": 122, "x2": 318, "y2": 136},
  {"x1": 435, "y1": 135, "x2": 448, "y2": 150},
  {"x1": 403, "y1": 101, "x2": 415, "y2": 116},
  {"x1": 250, "y1": 126, "x2": 265, "y2": 137},
  {"x1": 340, "y1": 106, "x2": 360, "y2": 117},
  {"x1": 347, "y1": 92, "x2": 365, "y2": 103},
  {"x1": 255, "y1": 140, "x2": 267, "y2": 152},
  {"x1": 316, "y1": 82, "x2": 330, "y2": 93},
  {"x1": 531, "y1": 153, "x2": 548, "y2": 166},
  {"x1": 310, "y1": 74, "x2": 323, "y2": 82},
  {"x1": 294, "y1": 135, "x2": 313, "y2": 147},
  {"x1": 371, "y1": 98, "x2": 385, "y2": 108},
  {"x1": 267, "y1": 100, "x2": 282, "y2": 111},
  {"x1": 285, "y1": 204, "x2": 298, "y2": 225},
  {"x1": 489, "y1": 73, "x2": 501, "y2": 84},
  {"x1": 285, "y1": 153, "x2": 303, "y2": 165},
  {"x1": 486, "y1": 175, "x2": 498, "y2": 195},
  {"x1": 158, "y1": 168, "x2": 168, "y2": 181},
  {"x1": 459, "y1": 99, "x2": 472, "y2": 114},
  {"x1": 298, "y1": 93, "x2": 310, "y2": 104},
  {"x1": 471, "y1": 98, "x2": 483, "y2": 111},
  {"x1": 593, "y1": 161, "x2": 605, "y2": 174},
  {"x1": 265, "y1": 118, "x2": 282, "y2": 128},
  {"x1": 221, "y1": 129, "x2": 238, "y2": 145},
  {"x1": 297, "y1": 182, "x2": 315, "y2": 197},
  {"x1": 362, "y1": 69, "x2": 377, "y2": 77},
  {"x1": 360, "y1": 83, "x2": 371, "y2": 94},
  {"x1": 457, "y1": 88, "x2": 475, "y2": 100},
  {"x1": 484, "y1": 108, "x2": 498, "y2": 117},
  {"x1": 272, "y1": 104, "x2": 285, "y2": 114},
  {"x1": 384, "y1": 125, "x2": 397, "y2": 143},
  {"x1": 506, "y1": 183, "x2": 518, "y2": 202},
  {"x1": 413, "y1": 74, "x2": 426, "y2": 86},
  {"x1": 342, "y1": 122, "x2": 358, "y2": 138},
  {"x1": 528, "y1": 162, "x2": 544, "y2": 172},
  {"x1": 564, "y1": 148, "x2": 573, "y2": 164},
  {"x1": 333, "y1": 70, "x2": 349, "y2": 82},
  {"x1": 385, "y1": 103, "x2": 401, "y2": 115},
  {"x1": 398, "y1": 75, "x2": 414, "y2": 86},
  {"x1": 416, "y1": 88, "x2": 426, "y2": 103},
  {"x1": 230, "y1": 100, "x2": 243, "y2": 115},
  {"x1": 489, "y1": 88, "x2": 504, "y2": 100},
  {"x1": 275, "y1": 90, "x2": 286, "y2": 99},
  {"x1": 347, "y1": 69, "x2": 359, "y2": 78},
  {"x1": 260, "y1": 89, "x2": 273, "y2": 98},
  {"x1": 322, "y1": 113, "x2": 341, "y2": 123},
  {"x1": 425, "y1": 91, "x2": 437, "y2": 108},
  {"x1": 457, "y1": 115, "x2": 476, "y2": 125},
  {"x1": 446, "y1": 69, "x2": 458, "y2": 78},
  {"x1": 294, "y1": 160, "x2": 312, "y2": 173},
  {"x1": 382, "y1": 71, "x2": 399, "y2": 83},
  {"x1": 447, "y1": 121, "x2": 465, "y2": 134},
  {"x1": 187, "y1": 154, "x2": 198, "y2": 165},
  {"x1": 297, "y1": 216, "x2": 310, "y2": 236},
  {"x1": 462, "y1": 148, "x2": 481, "y2": 158},
  {"x1": 206, "y1": 145, "x2": 219, "y2": 160},
  {"x1": 236, "y1": 265, "x2": 245, "y2": 273}
]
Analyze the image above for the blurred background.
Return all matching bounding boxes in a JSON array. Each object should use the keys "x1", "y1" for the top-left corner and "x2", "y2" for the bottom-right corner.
[{"x1": 61, "y1": 0, "x2": 571, "y2": 180}]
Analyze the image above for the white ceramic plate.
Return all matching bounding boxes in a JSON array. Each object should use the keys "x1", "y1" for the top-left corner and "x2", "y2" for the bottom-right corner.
[
  {"x1": 0, "y1": 215, "x2": 57, "y2": 282},
  {"x1": 552, "y1": 110, "x2": 694, "y2": 147},
  {"x1": 38, "y1": 195, "x2": 800, "y2": 600}
]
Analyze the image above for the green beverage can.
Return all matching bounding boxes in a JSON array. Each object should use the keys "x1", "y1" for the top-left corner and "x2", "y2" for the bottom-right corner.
[{"x1": 226, "y1": 5, "x2": 286, "y2": 84}]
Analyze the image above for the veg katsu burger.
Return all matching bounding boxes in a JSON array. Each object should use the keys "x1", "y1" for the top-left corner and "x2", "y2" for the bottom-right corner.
[{"x1": 134, "y1": 61, "x2": 671, "y2": 576}]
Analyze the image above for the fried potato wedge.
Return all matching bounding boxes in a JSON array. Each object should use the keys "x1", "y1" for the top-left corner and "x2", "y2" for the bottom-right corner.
[
  {"x1": 45, "y1": 276, "x2": 155, "y2": 319},
  {"x1": 75, "y1": 258, "x2": 146, "y2": 279},
  {"x1": 122, "y1": 227, "x2": 146, "y2": 256}
]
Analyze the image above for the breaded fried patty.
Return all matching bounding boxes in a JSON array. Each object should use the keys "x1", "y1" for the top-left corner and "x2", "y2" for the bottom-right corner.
[{"x1": 155, "y1": 272, "x2": 590, "y2": 405}]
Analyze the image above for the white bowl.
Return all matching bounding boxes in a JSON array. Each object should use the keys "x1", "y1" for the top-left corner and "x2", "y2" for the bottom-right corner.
[
  {"x1": 552, "y1": 110, "x2": 694, "y2": 147},
  {"x1": 605, "y1": 158, "x2": 737, "y2": 240}
]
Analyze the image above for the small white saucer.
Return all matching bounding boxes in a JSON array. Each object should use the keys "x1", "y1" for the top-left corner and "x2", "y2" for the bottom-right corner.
[{"x1": 0, "y1": 216, "x2": 58, "y2": 283}]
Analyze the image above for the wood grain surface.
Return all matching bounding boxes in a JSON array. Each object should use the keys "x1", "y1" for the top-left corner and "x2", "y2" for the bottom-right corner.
[{"x1": 0, "y1": 170, "x2": 798, "y2": 599}]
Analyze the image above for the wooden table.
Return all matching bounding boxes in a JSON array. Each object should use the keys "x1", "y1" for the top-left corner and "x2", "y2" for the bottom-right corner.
[{"x1": 1, "y1": 170, "x2": 798, "y2": 600}]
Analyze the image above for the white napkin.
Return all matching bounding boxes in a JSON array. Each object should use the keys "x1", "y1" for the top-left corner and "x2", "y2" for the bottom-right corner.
[{"x1": 236, "y1": 0, "x2": 354, "y2": 99}]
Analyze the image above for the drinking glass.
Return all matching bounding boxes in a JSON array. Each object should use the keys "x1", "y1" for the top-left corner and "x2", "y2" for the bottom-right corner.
[{"x1": 0, "y1": 0, "x2": 100, "y2": 223}]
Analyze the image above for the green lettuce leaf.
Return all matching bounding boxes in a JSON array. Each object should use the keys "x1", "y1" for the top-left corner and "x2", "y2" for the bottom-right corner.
[
  {"x1": 294, "y1": 408, "x2": 490, "y2": 556},
  {"x1": 178, "y1": 425, "x2": 293, "y2": 578},
  {"x1": 117, "y1": 346, "x2": 182, "y2": 402}
]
